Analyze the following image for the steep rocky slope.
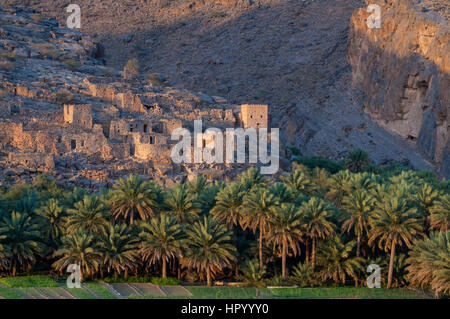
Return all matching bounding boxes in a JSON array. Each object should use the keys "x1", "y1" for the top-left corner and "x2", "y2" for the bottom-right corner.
[
  {"x1": 348, "y1": 0, "x2": 449, "y2": 176},
  {"x1": 1, "y1": 0, "x2": 448, "y2": 177}
]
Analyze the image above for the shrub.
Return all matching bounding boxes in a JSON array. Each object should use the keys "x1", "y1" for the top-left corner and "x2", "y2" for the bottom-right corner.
[
  {"x1": 150, "y1": 277, "x2": 180, "y2": 285},
  {"x1": 291, "y1": 262, "x2": 318, "y2": 287},
  {"x1": 53, "y1": 90, "x2": 74, "y2": 105},
  {"x1": 239, "y1": 259, "x2": 267, "y2": 287},
  {"x1": 62, "y1": 59, "x2": 82, "y2": 71},
  {"x1": 345, "y1": 148, "x2": 371, "y2": 172},
  {"x1": 123, "y1": 58, "x2": 139, "y2": 79},
  {"x1": 294, "y1": 155, "x2": 344, "y2": 174},
  {"x1": 147, "y1": 73, "x2": 164, "y2": 86}
]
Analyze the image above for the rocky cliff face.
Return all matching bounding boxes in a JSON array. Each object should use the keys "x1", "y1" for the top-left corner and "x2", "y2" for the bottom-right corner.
[{"x1": 348, "y1": 0, "x2": 449, "y2": 177}]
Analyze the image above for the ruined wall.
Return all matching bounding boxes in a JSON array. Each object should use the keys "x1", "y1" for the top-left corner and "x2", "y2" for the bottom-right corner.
[
  {"x1": 0, "y1": 122, "x2": 22, "y2": 146},
  {"x1": 348, "y1": 0, "x2": 449, "y2": 177},
  {"x1": 61, "y1": 131, "x2": 108, "y2": 156},
  {"x1": 64, "y1": 104, "x2": 93, "y2": 129},
  {"x1": 84, "y1": 79, "x2": 117, "y2": 102},
  {"x1": 115, "y1": 92, "x2": 146, "y2": 113},
  {"x1": 8, "y1": 151, "x2": 55, "y2": 171}
]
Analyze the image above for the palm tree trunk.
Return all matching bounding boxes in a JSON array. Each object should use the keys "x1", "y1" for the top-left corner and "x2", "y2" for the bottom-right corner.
[
  {"x1": 206, "y1": 268, "x2": 211, "y2": 286},
  {"x1": 162, "y1": 258, "x2": 167, "y2": 278},
  {"x1": 259, "y1": 223, "x2": 263, "y2": 268},
  {"x1": 311, "y1": 238, "x2": 316, "y2": 270},
  {"x1": 356, "y1": 234, "x2": 361, "y2": 258},
  {"x1": 282, "y1": 238, "x2": 287, "y2": 279},
  {"x1": 387, "y1": 240, "x2": 396, "y2": 289},
  {"x1": 12, "y1": 260, "x2": 17, "y2": 277},
  {"x1": 305, "y1": 238, "x2": 310, "y2": 265},
  {"x1": 79, "y1": 262, "x2": 83, "y2": 283}
]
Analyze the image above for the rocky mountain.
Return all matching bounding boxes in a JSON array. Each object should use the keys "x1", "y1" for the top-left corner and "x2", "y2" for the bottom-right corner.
[
  {"x1": 0, "y1": 0, "x2": 448, "y2": 180},
  {"x1": 348, "y1": 0, "x2": 449, "y2": 177}
]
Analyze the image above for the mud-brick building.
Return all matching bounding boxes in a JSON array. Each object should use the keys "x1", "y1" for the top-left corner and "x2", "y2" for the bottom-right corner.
[
  {"x1": 240, "y1": 104, "x2": 268, "y2": 129},
  {"x1": 64, "y1": 104, "x2": 93, "y2": 129}
]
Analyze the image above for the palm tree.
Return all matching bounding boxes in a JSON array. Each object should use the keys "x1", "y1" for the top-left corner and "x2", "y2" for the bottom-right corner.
[
  {"x1": 62, "y1": 187, "x2": 87, "y2": 208},
  {"x1": 298, "y1": 197, "x2": 335, "y2": 269},
  {"x1": 281, "y1": 169, "x2": 311, "y2": 197},
  {"x1": 414, "y1": 183, "x2": 439, "y2": 217},
  {"x1": 368, "y1": 197, "x2": 424, "y2": 288},
  {"x1": 140, "y1": 213, "x2": 184, "y2": 278},
  {"x1": 269, "y1": 182, "x2": 294, "y2": 204},
  {"x1": 98, "y1": 224, "x2": 139, "y2": 278},
  {"x1": 165, "y1": 184, "x2": 200, "y2": 223},
  {"x1": 0, "y1": 211, "x2": 43, "y2": 276},
  {"x1": 187, "y1": 176, "x2": 208, "y2": 197},
  {"x1": 36, "y1": 198, "x2": 66, "y2": 247},
  {"x1": 195, "y1": 182, "x2": 224, "y2": 215},
  {"x1": 369, "y1": 183, "x2": 390, "y2": 203},
  {"x1": 66, "y1": 195, "x2": 109, "y2": 234},
  {"x1": 15, "y1": 189, "x2": 38, "y2": 215},
  {"x1": 406, "y1": 231, "x2": 450, "y2": 296},
  {"x1": 341, "y1": 189, "x2": 374, "y2": 257},
  {"x1": 238, "y1": 168, "x2": 268, "y2": 192},
  {"x1": 316, "y1": 236, "x2": 364, "y2": 286},
  {"x1": 241, "y1": 188, "x2": 276, "y2": 268},
  {"x1": 348, "y1": 172, "x2": 377, "y2": 192},
  {"x1": 0, "y1": 240, "x2": 10, "y2": 271},
  {"x1": 52, "y1": 230, "x2": 101, "y2": 282},
  {"x1": 326, "y1": 170, "x2": 351, "y2": 207},
  {"x1": 110, "y1": 175, "x2": 159, "y2": 224},
  {"x1": 239, "y1": 258, "x2": 266, "y2": 287},
  {"x1": 182, "y1": 216, "x2": 236, "y2": 286},
  {"x1": 211, "y1": 182, "x2": 244, "y2": 229},
  {"x1": 429, "y1": 194, "x2": 450, "y2": 232},
  {"x1": 311, "y1": 167, "x2": 329, "y2": 196},
  {"x1": 267, "y1": 203, "x2": 303, "y2": 278},
  {"x1": 292, "y1": 262, "x2": 317, "y2": 287},
  {"x1": 345, "y1": 148, "x2": 370, "y2": 172}
]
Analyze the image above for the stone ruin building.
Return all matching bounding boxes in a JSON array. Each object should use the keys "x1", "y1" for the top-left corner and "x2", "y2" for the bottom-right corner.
[{"x1": 0, "y1": 6, "x2": 275, "y2": 188}]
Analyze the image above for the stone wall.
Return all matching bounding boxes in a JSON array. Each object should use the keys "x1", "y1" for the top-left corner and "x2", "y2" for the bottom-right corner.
[{"x1": 8, "y1": 151, "x2": 55, "y2": 171}]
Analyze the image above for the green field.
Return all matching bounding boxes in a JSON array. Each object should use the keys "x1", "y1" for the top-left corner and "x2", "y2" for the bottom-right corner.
[
  {"x1": 0, "y1": 276, "x2": 431, "y2": 299},
  {"x1": 269, "y1": 287, "x2": 429, "y2": 299},
  {"x1": 0, "y1": 275, "x2": 59, "y2": 288}
]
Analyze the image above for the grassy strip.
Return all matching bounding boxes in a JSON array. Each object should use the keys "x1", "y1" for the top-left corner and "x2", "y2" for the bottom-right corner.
[
  {"x1": 270, "y1": 287, "x2": 429, "y2": 299},
  {"x1": 0, "y1": 287, "x2": 23, "y2": 299},
  {"x1": 83, "y1": 282, "x2": 116, "y2": 299},
  {"x1": 186, "y1": 287, "x2": 273, "y2": 299},
  {"x1": 65, "y1": 287, "x2": 97, "y2": 299},
  {"x1": 103, "y1": 276, "x2": 180, "y2": 285},
  {"x1": 0, "y1": 276, "x2": 59, "y2": 288}
]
